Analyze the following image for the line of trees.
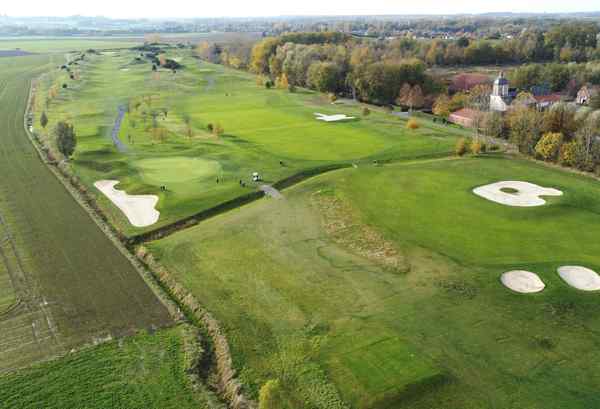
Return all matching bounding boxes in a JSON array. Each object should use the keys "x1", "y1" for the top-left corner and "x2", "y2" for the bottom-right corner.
[{"x1": 476, "y1": 104, "x2": 600, "y2": 174}]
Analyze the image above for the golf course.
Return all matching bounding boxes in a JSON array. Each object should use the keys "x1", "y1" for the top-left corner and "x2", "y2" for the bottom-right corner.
[
  {"x1": 35, "y1": 47, "x2": 457, "y2": 234},
  {"x1": 148, "y1": 156, "x2": 600, "y2": 408},
  {"x1": 2, "y1": 37, "x2": 600, "y2": 409}
]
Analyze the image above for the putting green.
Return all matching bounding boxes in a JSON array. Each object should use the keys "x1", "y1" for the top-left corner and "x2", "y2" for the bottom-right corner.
[{"x1": 135, "y1": 157, "x2": 222, "y2": 185}]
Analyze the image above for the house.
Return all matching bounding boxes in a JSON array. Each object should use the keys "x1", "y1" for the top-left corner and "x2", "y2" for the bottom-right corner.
[
  {"x1": 534, "y1": 93, "x2": 563, "y2": 110},
  {"x1": 577, "y1": 85, "x2": 600, "y2": 105},
  {"x1": 448, "y1": 108, "x2": 481, "y2": 128},
  {"x1": 450, "y1": 73, "x2": 491, "y2": 93}
]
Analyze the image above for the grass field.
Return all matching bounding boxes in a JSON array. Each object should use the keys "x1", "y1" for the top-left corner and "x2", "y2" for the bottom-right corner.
[
  {"x1": 0, "y1": 325, "x2": 219, "y2": 408},
  {"x1": 0, "y1": 38, "x2": 141, "y2": 53},
  {"x1": 149, "y1": 156, "x2": 600, "y2": 408},
  {"x1": 38, "y1": 48, "x2": 458, "y2": 235},
  {"x1": 0, "y1": 53, "x2": 171, "y2": 373}
]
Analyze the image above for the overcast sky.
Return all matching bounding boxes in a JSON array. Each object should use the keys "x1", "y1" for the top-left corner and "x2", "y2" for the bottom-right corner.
[{"x1": 2, "y1": 0, "x2": 599, "y2": 19}]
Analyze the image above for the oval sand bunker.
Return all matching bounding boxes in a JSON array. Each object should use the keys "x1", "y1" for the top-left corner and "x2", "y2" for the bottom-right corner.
[
  {"x1": 94, "y1": 180, "x2": 159, "y2": 227},
  {"x1": 557, "y1": 266, "x2": 600, "y2": 291},
  {"x1": 501, "y1": 270, "x2": 545, "y2": 293},
  {"x1": 473, "y1": 181, "x2": 562, "y2": 207}
]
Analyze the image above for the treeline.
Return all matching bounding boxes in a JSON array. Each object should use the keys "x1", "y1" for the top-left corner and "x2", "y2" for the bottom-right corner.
[
  {"x1": 197, "y1": 32, "x2": 440, "y2": 106},
  {"x1": 471, "y1": 104, "x2": 600, "y2": 174},
  {"x1": 422, "y1": 23, "x2": 599, "y2": 65},
  {"x1": 508, "y1": 62, "x2": 600, "y2": 94}
]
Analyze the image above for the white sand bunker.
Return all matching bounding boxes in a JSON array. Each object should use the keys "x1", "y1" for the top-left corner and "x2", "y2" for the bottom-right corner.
[
  {"x1": 501, "y1": 270, "x2": 546, "y2": 293},
  {"x1": 94, "y1": 180, "x2": 159, "y2": 227},
  {"x1": 557, "y1": 266, "x2": 600, "y2": 291},
  {"x1": 314, "y1": 113, "x2": 356, "y2": 122},
  {"x1": 473, "y1": 181, "x2": 562, "y2": 207}
]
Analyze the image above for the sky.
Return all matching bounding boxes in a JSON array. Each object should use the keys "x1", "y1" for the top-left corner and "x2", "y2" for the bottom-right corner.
[{"x1": 2, "y1": 0, "x2": 599, "y2": 19}]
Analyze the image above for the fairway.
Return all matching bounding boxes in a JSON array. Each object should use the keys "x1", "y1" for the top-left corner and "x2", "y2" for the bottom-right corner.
[
  {"x1": 0, "y1": 54, "x2": 171, "y2": 372},
  {"x1": 149, "y1": 156, "x2": 600, "y2": 408},
  {"x1": 38, "y1": 47, "x2": 457, "y2": 234}
]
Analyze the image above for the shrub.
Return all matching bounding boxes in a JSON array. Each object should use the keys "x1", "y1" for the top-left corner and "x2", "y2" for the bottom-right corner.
[
  {"x1": 455, "y1": 138, "x2": 468, "y2": 156},
  {"x1": 207, "y1": 123, "x2": 213, "y2": 132},
  {"x1": 264, "y1": 80, "x2": 273, "y2": 89},
  {"x1": 55, "y1": 121, "x2": 76, "y2": 158},
  {"x1": 362, "y1": 107, "x2": 370, "y2": 116},
  {"x1": 535, "y1": 132, "x2": 563, "y2": 161},
  {"x1": 559, "y1": 140, "x2": 578, "y2": 166},
  {"x1": 259, "y1": 379, "x2": 283, "y2": 409},
  {"x1": 213, "y1": 123, "x2": 224, "y2": 136},
  {"x1": 407, "y1": 118, "x2": 420, "y2": 129}
]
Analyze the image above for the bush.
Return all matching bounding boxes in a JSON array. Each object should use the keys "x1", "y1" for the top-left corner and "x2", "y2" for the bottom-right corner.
[
  {"x1": 455, "y1": 138, "x2": 468, "y2": 156},
  {"x1": 559, "y1": 140, "x2": 577, "y2": 166},
  {"x1": 407, "y1": 118, "x2": 420, "y2": 129},
  {"x1": 207, "y1": 123, "x2": 213, "y2": 132},
  {"x1": 535, "y1": 132, "x2": 563, "y2": 161},
  {"x1": 213, "y1": 123, "x2": 224, "y2": 136},
  {"x1": 362, "y1": 107, "x2": 370, "y2": 116},
  {"x1": 259, "y1": 379, "x2": 283, "y2": 409}
]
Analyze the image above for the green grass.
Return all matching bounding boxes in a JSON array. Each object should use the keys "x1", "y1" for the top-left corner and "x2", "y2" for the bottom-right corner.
[
  {"x1": 39, "y1": 49, "x2": 458, "y2": 235},
  {"x1": 149, "y1": 156, "x2": 600, "y2": 408},
  {"x1": 0, "y1": 38, "x2": 141, "y2": 53},
  {"x1": 0, "y1": 326, "x2": 216, "y2": 409},
  {"x1": 0, "y1": 53, "x2": 170, "y2": 372}
]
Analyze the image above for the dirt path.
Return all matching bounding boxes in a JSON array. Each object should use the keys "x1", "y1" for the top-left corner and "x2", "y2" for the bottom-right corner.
[
  {"x1": 110, "y1": 105, "x2": 127, "y2": 152},
  {"x1": 259, "y1": 185, "x2": 283, "y2": 199}
]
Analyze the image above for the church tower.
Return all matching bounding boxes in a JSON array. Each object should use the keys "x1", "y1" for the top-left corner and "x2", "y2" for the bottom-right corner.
[
  {"x1": 492, "y1": 71, "x2": 509, "y2": 97},
  {"x1": 490, "y1": 71, "x2": 510, "y2": 112}
]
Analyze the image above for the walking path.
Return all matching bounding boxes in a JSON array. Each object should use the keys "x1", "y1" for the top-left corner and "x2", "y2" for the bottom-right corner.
[
  {"x1": 110, "y1": 105, "x2": 127, "y2": 152},
  {"x1": 259, "y1": 185, "x2": 283, "y2": 199}
]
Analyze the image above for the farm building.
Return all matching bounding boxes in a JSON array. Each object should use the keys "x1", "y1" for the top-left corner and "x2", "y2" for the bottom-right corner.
[
  {"x1": 448, "y1": 108, "x2": 481, "y2": 128},
  {"x1": 577, "y1": 85, "x2": 600, "y2": 105}
]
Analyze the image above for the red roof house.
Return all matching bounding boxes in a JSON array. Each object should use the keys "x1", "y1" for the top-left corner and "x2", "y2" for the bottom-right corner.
[{"x1": 448, "y1": 108, "x2": 481, "y2": 128}]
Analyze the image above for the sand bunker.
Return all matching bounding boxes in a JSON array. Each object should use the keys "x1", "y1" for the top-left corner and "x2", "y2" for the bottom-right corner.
[
  {"x1": 94, "y1": 180, "x2": 159, "y2": 227},
  {"x1": 473, "y1": 181, "x2": 562, "y2": 207},
  {"x1": 314, "y1": 113, "x2": 356, "y2": 122},
  {"x1": 501, "y1": 270, "x2": 546, "y2": 293},
  {"x1": 557, "y1": 266, "x2": 600, "y2": 291}
]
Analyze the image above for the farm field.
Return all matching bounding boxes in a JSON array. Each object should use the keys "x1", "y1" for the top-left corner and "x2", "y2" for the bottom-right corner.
[
  {"x1": 149, "y1": 156, "x2": 600, "y2": 408},
  {"x1": 0, "y1": 38, "x2": 141, "y2": 53},
  {"x1": 38, "y1": 47, "x2": 458, "y2": 235},
  {"x1": 0, "y1": 53, "x2": 171, "y2": 373},
  {"x1": 0, "y1": 325, "x2": 219, "y2": 408}
]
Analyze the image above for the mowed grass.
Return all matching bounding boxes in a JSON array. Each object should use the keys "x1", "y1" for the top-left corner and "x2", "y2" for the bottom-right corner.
[
  {"x1": 149, "y1": 156, "x2": 600, "y2": 408},
  {"x1": 0, "y1": 54, "x2": 171, "y2": 372},
  {"x1": 0, "y1": 326, "x2": 217, "y2": 409},
  {"x1": 40, "y1": 49, "x2": 457, "y2": 234}
]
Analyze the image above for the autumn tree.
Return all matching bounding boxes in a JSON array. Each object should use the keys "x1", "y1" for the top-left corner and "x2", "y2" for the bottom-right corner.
[
  {"x1": 507, "y1": 106, "x2": 544, "y2": 154},
  {"x1": 406, "y1": 85, "x2": 424, "y2": 111},
  {"x1": 535, "y1": 132, "x2": 563, "y2": 161},
  {"x1": 433, "y1": 94, "x2": 450, "y2": 118},
  {"x1": 396, "y1": 83, "x2": 412, "y2": 107}
]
